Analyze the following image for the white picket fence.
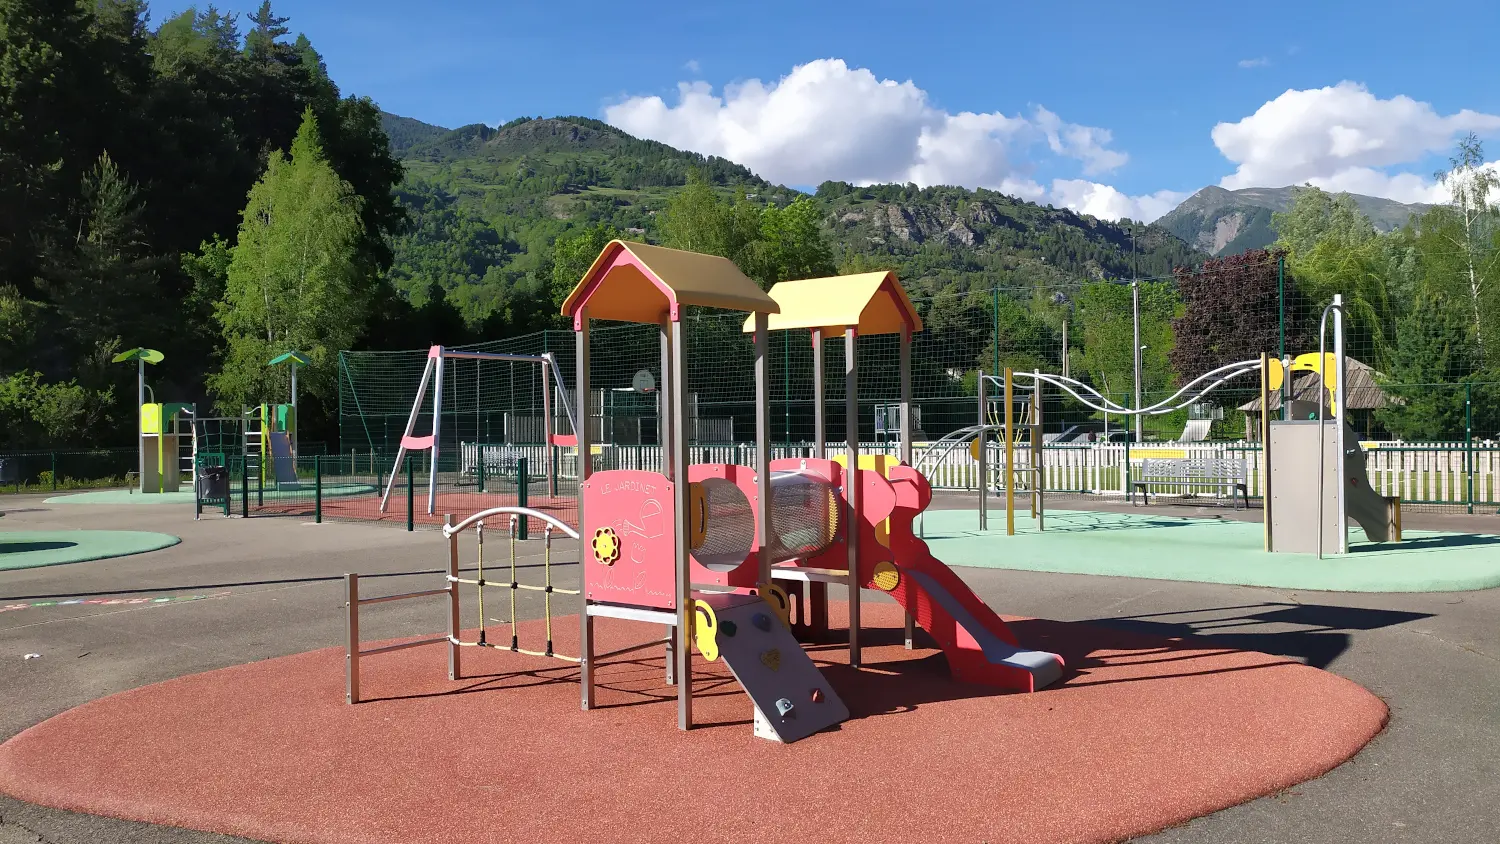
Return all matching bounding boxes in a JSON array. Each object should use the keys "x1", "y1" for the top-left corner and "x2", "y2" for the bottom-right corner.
[{"x1": 446, "y1": 439, "x2": 1500, "y2": 507}]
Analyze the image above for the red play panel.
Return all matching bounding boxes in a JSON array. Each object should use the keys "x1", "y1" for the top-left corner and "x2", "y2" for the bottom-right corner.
[{"x1": 0, "y1": 605, "x2": 1386, "y2": 844}]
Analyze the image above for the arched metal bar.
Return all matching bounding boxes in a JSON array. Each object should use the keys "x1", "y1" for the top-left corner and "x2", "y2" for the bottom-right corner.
[
  {"x1": 444, "y1": 506, "x2": 581, "y2": 540},
  {"x1": 989, "y1": 358, "x2": 1264, "y2": 417}
]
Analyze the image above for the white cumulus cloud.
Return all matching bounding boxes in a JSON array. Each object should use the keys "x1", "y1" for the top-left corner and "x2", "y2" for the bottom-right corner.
[
  {"x1": 1213, "y1": 81, "x2": 1500, "y2": 203},
  {"x1": 1049, "y1": 180, "x2": 1191, "y2": 223},
  {"x1": 604, "y1": 59, "x2": 1166, "y2": 219}
]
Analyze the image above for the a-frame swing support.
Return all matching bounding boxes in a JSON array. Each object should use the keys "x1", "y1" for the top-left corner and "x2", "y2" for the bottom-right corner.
[{"x1": 379, "y1": 346, "x2": 578, "y2": 515}]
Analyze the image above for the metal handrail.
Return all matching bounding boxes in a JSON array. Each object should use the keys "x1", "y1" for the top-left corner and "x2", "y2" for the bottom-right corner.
[{"x1": 444, "y1": 506, "x2": 580, "y2": 540}]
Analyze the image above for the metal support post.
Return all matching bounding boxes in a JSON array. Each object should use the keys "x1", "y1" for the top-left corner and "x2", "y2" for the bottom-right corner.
[
  {"x1": 516, "y1": 457, "x2": 529, "y2": 540},
  {"x1": 977, "y1": 370, "x2": 987, "y2": 530},
  {"x1": 658, "y1": 316, "x2": 676, "y2": 687},
  {"x1": 345, "y1": 573, "x2": 360, "y2": 704},
  {"x1": 428, "y1": 351, "x2": 445, "y2": 515},
  {"x1": 1260, "y1": 353, "x2": 1274, "y2": 551},
  {"x1": 812, "y1": 328, "x2": 825, "y2": 458},
  {"x1": 1466, "y1": 382, "x2": 1474, "y2": 515},
  {"x1": 845, "y1": 326, "x2": 862, "y2": 668},
  {"x1": 1005, "y1": 368, "x2": 1015, "y2": 537},
  {"x1": 541, "y1": 356, "x2": 555, "y2": 497},
  {"x1": 754, "y1": 314, "x2": 772, "y2": 589},
  {"x1": 1334, "y1": 295, "x2": 1347, "y2": 554},
  {"x1": 1033, "y1": 374, "x2": 1044, "y2": 531},
  {"x1": 446, "y1": 514, "x2": 461, "y2": 679},
  {"x1": 900, "y1": 325, "x2": 915, "y2": 649},
  {"x1": 379, "y1": 355, "x2": 434, "y2": 512},
  {"x1": 405, "y1": 455, "x2": 414, "y2": 532},
  {"x1": 314, "y1": 455, "x2": 322, "y2": 523},
  {"x1": 578, "y1": 308, "x2": 596, "y2": 711},
  {"x1": 1278, "y1": 256, "x2": 1289, "y2": 421},
  {"x1": 137, "y1": 358, "x2": 145, "y2": 493},
  {"x1": 670, "y1": 316, "x2": 694, "y2": 727},
  {"x1": 1132, "y1": 280, "x2": 1143, "y2": 444}
]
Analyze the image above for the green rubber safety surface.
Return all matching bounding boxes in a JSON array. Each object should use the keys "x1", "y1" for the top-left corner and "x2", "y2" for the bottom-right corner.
[
  {"x1": 0, "y1": 530, "x2": 180, "y2": 570},
  {"x1": 44, "y1": 484, "x2": 376, "y2": 506},
  {"x1": 922, "y1": 508, "x2": 1500, "y2": 592}
]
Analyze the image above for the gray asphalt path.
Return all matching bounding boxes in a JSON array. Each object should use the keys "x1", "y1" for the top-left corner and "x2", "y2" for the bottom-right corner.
[{"x1": 1, "y1": 494, "x2": 1496, "y2": 843}]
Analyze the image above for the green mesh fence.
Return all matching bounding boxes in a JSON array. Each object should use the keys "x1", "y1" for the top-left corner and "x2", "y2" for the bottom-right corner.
[{"x1": 336, "y1": 258, "x2": 1500, "y2": 518}]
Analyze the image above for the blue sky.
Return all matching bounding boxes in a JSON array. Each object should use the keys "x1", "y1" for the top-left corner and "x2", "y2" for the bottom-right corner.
[{"x1": 249, "y1": 0, "x2": 1500, "y2": 220}]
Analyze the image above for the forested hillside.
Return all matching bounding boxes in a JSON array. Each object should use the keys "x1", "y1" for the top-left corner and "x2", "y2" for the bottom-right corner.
[
  {"x1": 5, "y1": 2, "x2": 1490, "y2": 453},
  {"x1": 378, "y1": 113, "x2": 1200, "y2": 328},
  {"x1": 0, "y1": 2, "x2": 464, "y2": 449}
]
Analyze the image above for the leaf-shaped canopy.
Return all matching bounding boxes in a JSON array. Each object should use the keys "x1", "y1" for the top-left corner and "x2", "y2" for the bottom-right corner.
[
  {"x1": 267, "y1": 351, "x2": 312, "y2": 367},
  {"x1": 111, "y1": 348, "x2": 164, "y2": 364}
]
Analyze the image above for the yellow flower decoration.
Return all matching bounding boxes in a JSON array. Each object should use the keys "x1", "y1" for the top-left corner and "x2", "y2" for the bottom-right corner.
[{"x1": 591, "y1": 527, "x2": 620, "y2": 565}]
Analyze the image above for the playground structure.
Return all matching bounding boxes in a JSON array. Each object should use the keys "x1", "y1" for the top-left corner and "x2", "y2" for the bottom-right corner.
[
  {"x1": 113, "y1": 347, "x2": 199, "y2": 494},
  {"x1": 345, "y1": 241, "x2": 1064, "y2": 743},
  {"x1": 919, "y1": 295, "x2": 1401, "y2": 555},
  {"x1": 376, "y1": 346, "x2": 576, "y2": 516},
  {"x1": 1260, "y1": 298, "x2": 1402, "y2": 555},
  {"x1": 112, "y1": 346, "x2": 309, "y2": 496}
]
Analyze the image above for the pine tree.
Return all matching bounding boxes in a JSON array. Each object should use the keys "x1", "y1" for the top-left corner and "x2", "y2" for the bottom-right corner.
[{"x1": 1376, "y1": 289, "x2": 1477, "y2": 439}]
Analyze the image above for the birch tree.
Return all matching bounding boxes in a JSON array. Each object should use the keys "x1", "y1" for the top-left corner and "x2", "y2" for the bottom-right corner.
[
  {"x1": 210, "y1": 108, "x2": 365, "y2": 411},
  {"x1": 1436, "y1": 133, "x2": 1499, "y2": 360}
]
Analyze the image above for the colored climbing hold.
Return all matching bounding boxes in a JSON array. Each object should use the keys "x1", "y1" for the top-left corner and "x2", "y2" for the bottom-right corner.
[
  {"x1": 760, "y1": 648, "x2": 782, "y2": 672},
  {"x1": 591, "y1": 527, "x2": 620, "y2": 565},
  {"x1": 751, "y1": 612, "x2": 771, "y2": 632},
  {"x1": 720, "y1": 619, "x2": 737, "y2": 637},
  {"x1": 871, "y1": 560, "x2": 901, "y2": 592},
  {"x1": 775, "y1": 697, "x2": 794, "y2": 718},
  {"x1": 810, "y1": 688, "x2": 824, "y2": 703},
  {"x1": 762, "y1": 583, "x2": 792, "y2": 628}
]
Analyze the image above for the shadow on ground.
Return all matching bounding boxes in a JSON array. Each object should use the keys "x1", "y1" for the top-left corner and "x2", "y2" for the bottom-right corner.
[
  {"x1": 1084, "y1": 602, "x2": 1432, "y2": 669},
  {"x1": 0, "y1": 542, "x2": 77, "y2": 554}
]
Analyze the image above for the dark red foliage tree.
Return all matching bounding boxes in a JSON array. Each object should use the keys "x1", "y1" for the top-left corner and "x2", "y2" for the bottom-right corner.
[{"x1": 1169, "y1": 249, "x2": 1309, "y2": 386}]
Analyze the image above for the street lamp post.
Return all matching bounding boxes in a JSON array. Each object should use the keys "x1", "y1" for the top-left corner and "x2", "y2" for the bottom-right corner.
[{"x1": 1132, "y1": 280, "x2": 1142, "y2": 443}]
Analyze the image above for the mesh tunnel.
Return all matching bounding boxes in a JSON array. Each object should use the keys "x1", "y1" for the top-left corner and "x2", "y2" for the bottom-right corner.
[{"x1": 690, "y1": 471, "x2": 842, "y2": 570}]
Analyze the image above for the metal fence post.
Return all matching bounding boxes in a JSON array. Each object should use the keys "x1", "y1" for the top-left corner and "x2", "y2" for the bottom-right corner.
[
  {"x1": 50, "y1": 452, "x2": 57, "y2": 490},
  {"x1": 314, "y1": 455, "x2": 323, "y2": 523},
  {"x1": 517, "y1": 457, "x2": 529, "y2": 540},
  {"x1": 345, "y1": 573, "x2": 360, "y2": 705},
  {"x1": 240, "y1": 457, "x2": 249, "y2": 518},
  {"x1": 477, "y1": 443, "x2": 486, "y2": 493},
  {"x1": 1465, "y1": 382, "x2": 1474, "y2": 515},
  {"x1": 406, "y1": 454, "x2": 415, "y2": 531}
]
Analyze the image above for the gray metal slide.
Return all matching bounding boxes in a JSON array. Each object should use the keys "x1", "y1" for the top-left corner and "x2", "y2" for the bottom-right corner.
[
  {"x1": 907, "y1": 569, "x2": 1065, "y2": 688},
  {"x1": 1342, "y1": 425, "x2": 1394, "y2": 542}
]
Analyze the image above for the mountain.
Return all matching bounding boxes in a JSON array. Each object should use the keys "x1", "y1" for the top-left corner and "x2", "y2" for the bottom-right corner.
[
  {"x1": 379, "y1": 112, "x2": 450, "y2": 156},
  {"x1": 1158, "y1": 185, "x2": 1430, "y2": 255},
  {"x1": 379, "y1": 114, "x2": 1202, "y2": 323}
]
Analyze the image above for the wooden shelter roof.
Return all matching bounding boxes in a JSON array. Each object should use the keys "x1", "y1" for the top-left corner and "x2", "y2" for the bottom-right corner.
[
  {"x1": 559, "y1": 240, "x2": 778, "y2": 325},
  {"x1": 1239, "y1": 357, "x2": 1392, "y2": 412},
  {"x1": 741, "y1": 271, "x2": 923, "y2": 336}
]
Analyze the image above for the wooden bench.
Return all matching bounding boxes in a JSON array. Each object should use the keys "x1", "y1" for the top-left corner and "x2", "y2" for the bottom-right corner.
[{"x1": 1132, "y1": 457, "x2": 1249, "y2": 509}]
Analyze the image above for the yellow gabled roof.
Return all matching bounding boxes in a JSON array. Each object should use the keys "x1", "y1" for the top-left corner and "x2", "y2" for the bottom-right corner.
[
  {"x1": 559, "y1": 240, "x2": 779, "y2": 324},
  {"x1": 741, "y1": 271, "x2": 923, "y2": 336}
]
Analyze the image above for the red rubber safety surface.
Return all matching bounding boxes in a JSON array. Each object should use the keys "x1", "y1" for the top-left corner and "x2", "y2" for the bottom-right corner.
[{"x1": 0, "y1": 604, "x2": 1386, "y2": 844}]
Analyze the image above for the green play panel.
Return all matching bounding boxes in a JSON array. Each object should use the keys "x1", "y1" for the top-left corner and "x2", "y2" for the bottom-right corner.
[
  {"x1": 0, "y1": 530, "x2": 180, "y2": 570},
  {"x1": 45, "y1": 484, "x2": 376, "y2": 506},
  {"x1": 921, "y1": 508, "x2": 1500, "y2": 593}
]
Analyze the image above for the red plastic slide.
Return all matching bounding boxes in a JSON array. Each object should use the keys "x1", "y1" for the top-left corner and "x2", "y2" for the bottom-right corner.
[{"x1": 875, "y1": 465, "x2": 1064, "y2": 692}]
